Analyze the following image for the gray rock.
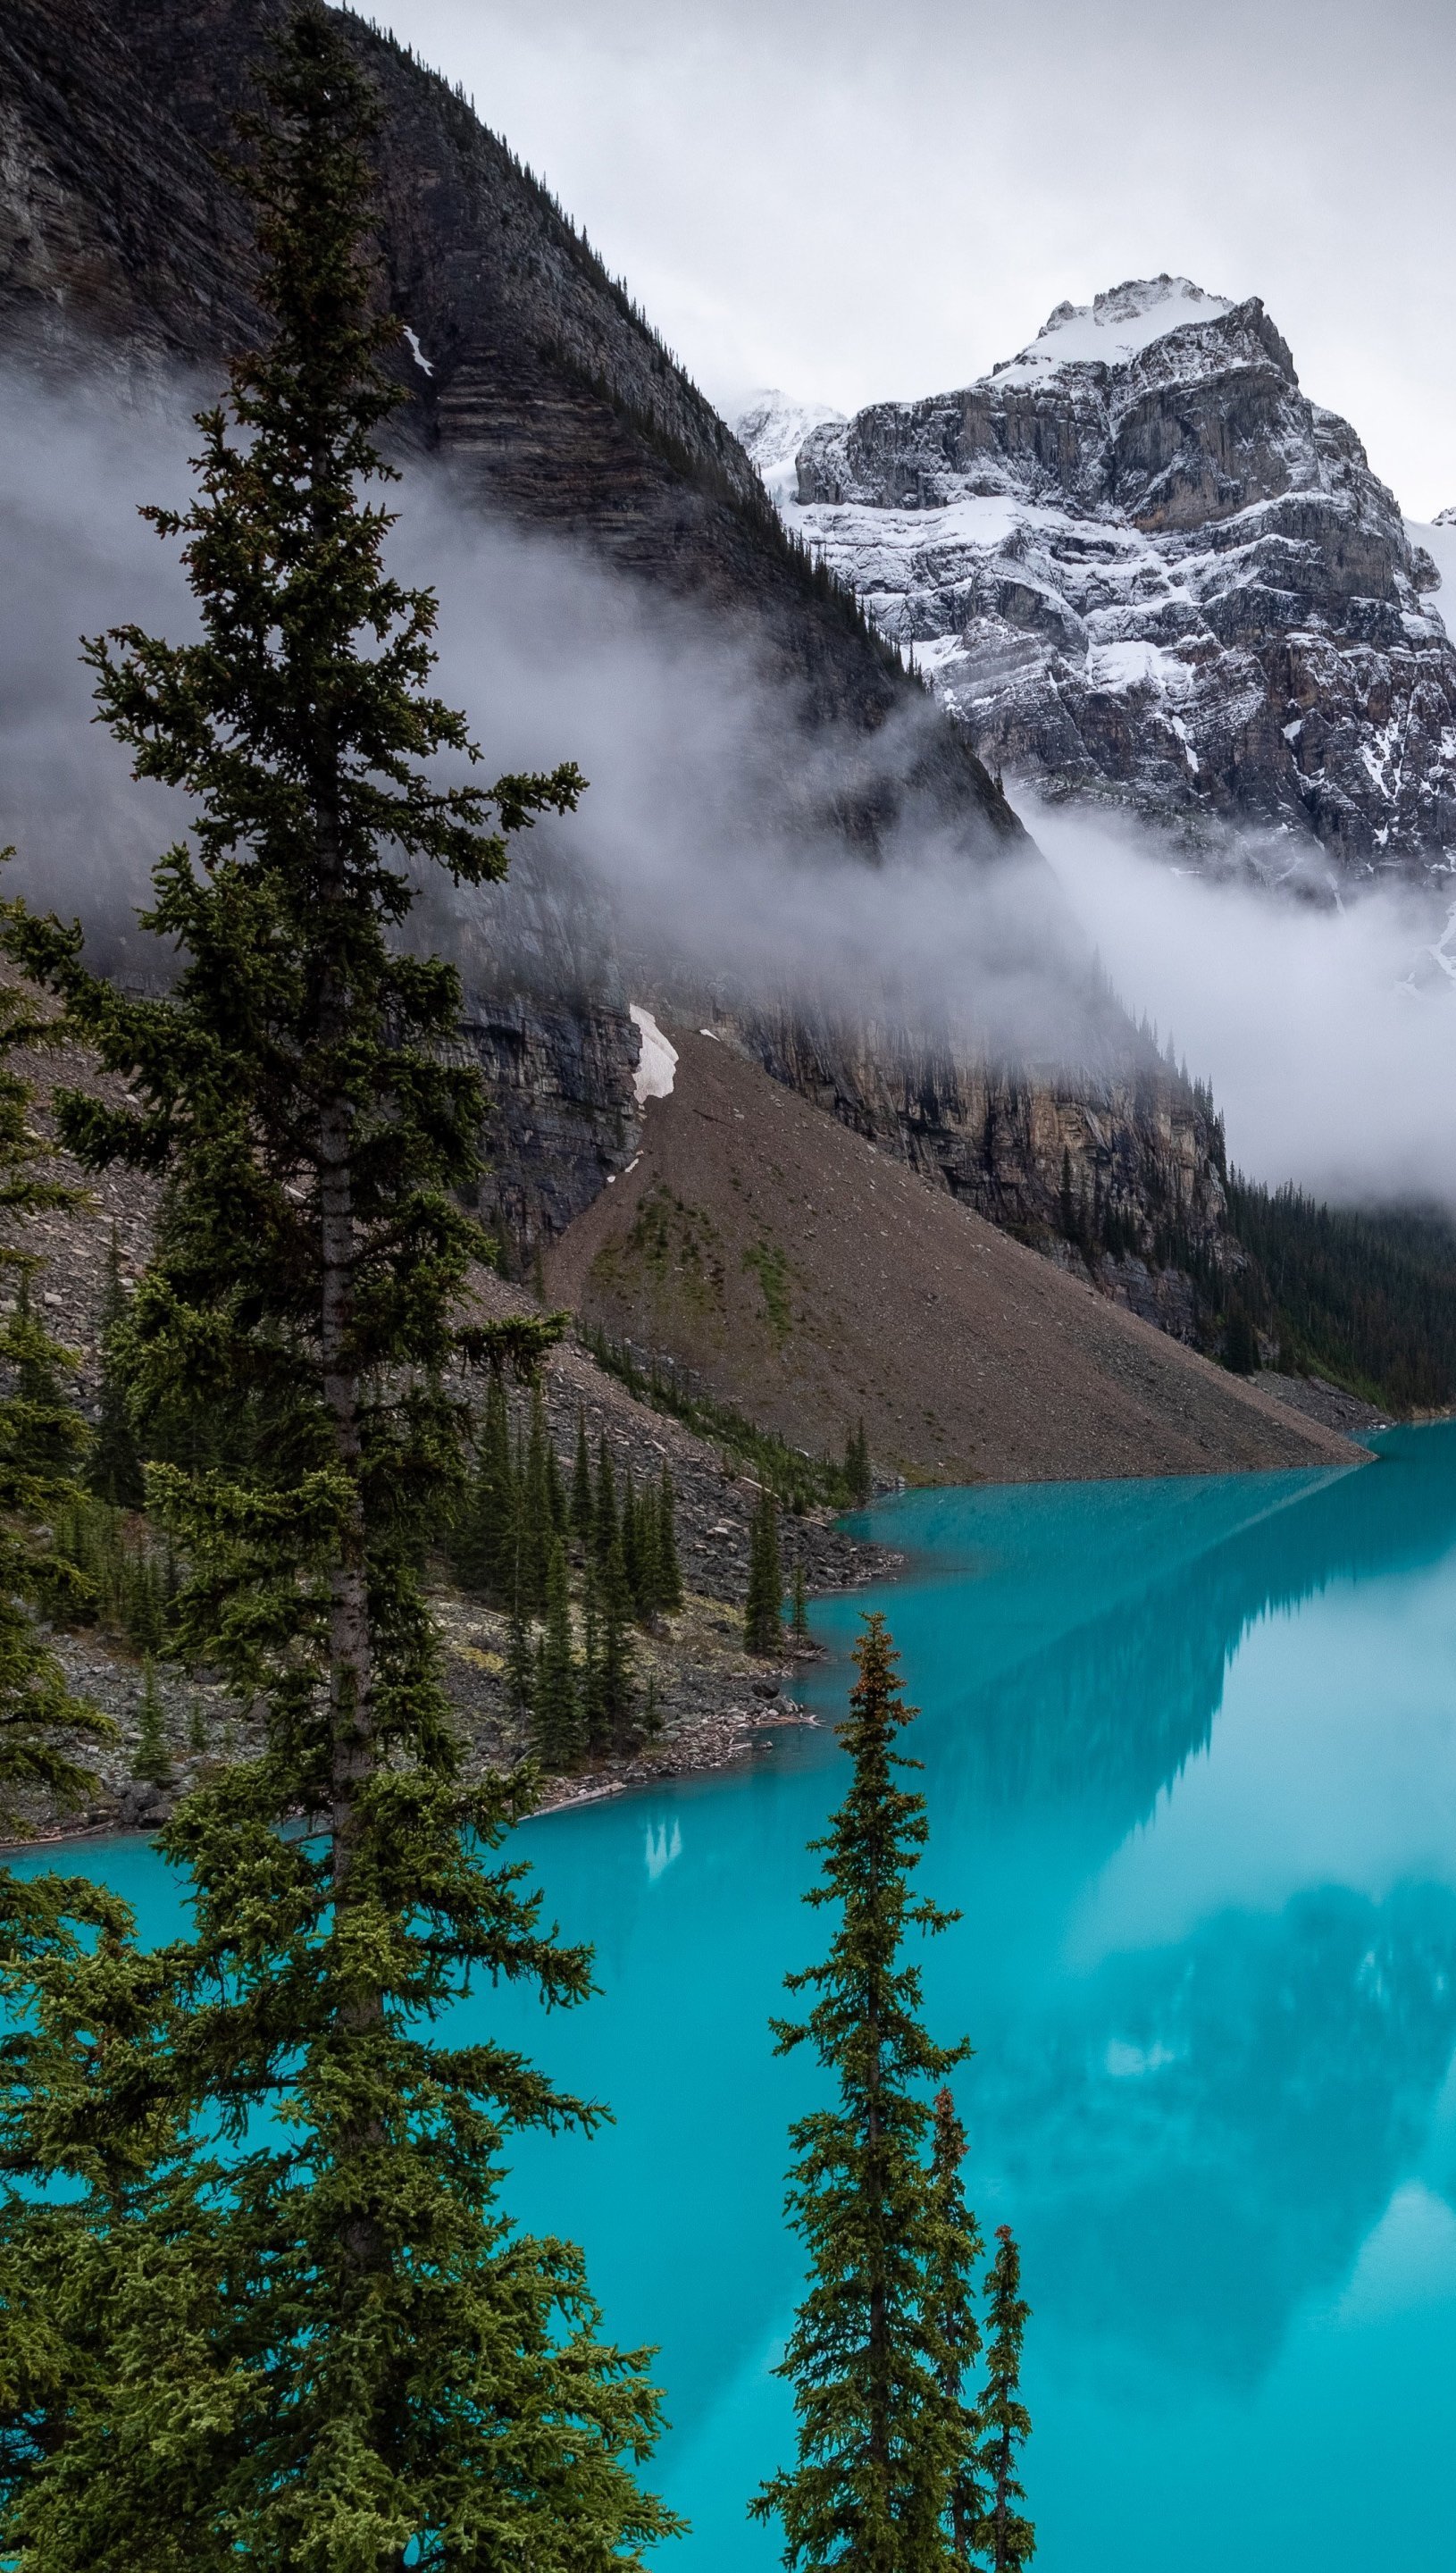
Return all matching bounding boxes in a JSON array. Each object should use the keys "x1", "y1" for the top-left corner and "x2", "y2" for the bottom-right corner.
[{"x1": 752, "y1": 277, "x2": 1456, "y2": 884}]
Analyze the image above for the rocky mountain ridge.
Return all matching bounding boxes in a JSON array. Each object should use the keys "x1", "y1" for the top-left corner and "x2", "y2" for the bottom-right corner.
[
  {"x1": 742, "y1": 277, "x2": 1456, "y2": 885},
  {"x1": 0, "y1": 4, "x2": 1247, "y2": 1360}
]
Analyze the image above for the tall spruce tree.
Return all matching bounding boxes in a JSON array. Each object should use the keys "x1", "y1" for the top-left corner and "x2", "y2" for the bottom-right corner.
[
  {"x1": 532, "y1": 1533, "x2": 581, "y2": 1773},
  {"x1": 971, "y1": 2230, "x2": 1034, "y2": 2573},
  {"x1": 744, "y1": 1488, "x2": 783, "y2": 1655},
  {"x1": 929, "y1": 2089, "x2": 984, "y2": 2564},
  {"x1": 594, "y1": 1434, "x2": 619, "y2": 1568},
  {"x1": 751, "y1": 1613, "x2": 972, "y2": 2571},
  {"x1": 0, "y1": 13, "x2": 674, "y2": 2564},
  {"x1": 570, "y1": 1406, "x2": 593, "y2": 1549},
  {"x1": 598, "y1": 1530, "x2": 637, "y2": 1752}
]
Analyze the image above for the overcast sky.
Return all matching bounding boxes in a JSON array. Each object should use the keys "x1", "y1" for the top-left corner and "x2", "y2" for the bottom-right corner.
[{"x1": 369, "y1": 0, "x2": 1456, "y2": 519}]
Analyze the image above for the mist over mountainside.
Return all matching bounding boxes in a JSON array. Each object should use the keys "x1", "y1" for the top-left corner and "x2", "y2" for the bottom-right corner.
[
  {"x1": 740, "y1": 277, "x2": 1456, "y2": 889},
  {"x1": 0, "y1": 0, "x2": 1253, "y2": 1358}
]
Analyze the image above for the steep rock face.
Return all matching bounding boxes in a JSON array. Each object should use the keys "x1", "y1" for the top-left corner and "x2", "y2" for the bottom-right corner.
[
  {"x1": 745, "y1": 280, "x2": 1456, "y2": 882},
  {"x1": 739, "y1": 1008, "x2": 1229, "y2": 1340},
  {"x1": 0, "y1": 6, "x2": 1238, "y2": 1325}
]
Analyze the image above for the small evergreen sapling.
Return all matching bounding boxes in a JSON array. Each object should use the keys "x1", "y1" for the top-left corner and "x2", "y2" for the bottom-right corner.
[
  {"x1": 971, "y1": 2228, "x2": 1035, "y2": 2573},
  {"x1": 790, "y1": 1558, "x2": 810, "y2": 1645},
  {"x1": 131, "y1": 1659, "x2": 172, "y2": 1788}
]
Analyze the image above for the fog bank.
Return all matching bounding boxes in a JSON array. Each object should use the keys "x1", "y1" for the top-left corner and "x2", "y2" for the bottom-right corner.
[{"x1": 1033, "y1": 800, "x2": 1456, "y2": 1209}]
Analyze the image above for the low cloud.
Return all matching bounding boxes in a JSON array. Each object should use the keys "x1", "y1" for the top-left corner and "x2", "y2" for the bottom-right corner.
[
  {"x1": 1030, "y1": 799, "x2": 1456, "y2": 1208},
  {"x1": 7, "y1": 357, "x2": 1454, "y2": 1211}
]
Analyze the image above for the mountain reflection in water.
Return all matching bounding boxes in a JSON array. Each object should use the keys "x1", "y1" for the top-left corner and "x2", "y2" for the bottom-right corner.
[{"x1": 19, "y1": 1427, "x2": 1456, "y2": 2570}]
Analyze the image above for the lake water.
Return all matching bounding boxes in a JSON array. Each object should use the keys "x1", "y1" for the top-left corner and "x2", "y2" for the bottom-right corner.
[{"x1": 17, "y1": 1426, "x2": 1456, "y2": 2568}]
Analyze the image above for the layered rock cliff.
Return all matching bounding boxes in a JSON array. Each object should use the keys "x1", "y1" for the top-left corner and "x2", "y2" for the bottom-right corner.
[{"x1": 745, "y1": 278, "x2": 1456, "y2": 885}]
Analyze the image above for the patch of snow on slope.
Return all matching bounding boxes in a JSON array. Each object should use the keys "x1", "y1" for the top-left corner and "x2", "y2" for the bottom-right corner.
[
  {"x1": 1086, "y1": 639, "x2": 1194, "y2": 696},
  {"x1": 629, "y1": 1003, "x2": 678, "y2": 1104},
  {"x1": 993, "y1": 275, "x2": 1234, "y2": 385},
  {"x1": 735, "y1": 389, "x2": 846, "y2": 507}
]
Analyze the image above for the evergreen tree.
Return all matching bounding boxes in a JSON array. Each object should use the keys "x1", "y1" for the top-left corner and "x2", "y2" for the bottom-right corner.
[
  {"x1": 531, "y1": 1534, "x2": 581, "y2": 1773},
  {"x1": 621, "y1": 1465, "x2": 643, "y2": 1613},
  {"x1": 598, "y1": 1532, "x2": 637, "y2": 1752},
  {"x1": 745, "y1": 1488, "x2": 783, "y2": 1656},
  {"x1": 751, "y1": 1614, "x2": 970, "y2": 2570},
  {"x1": 88, "y1": 1229, "x2": 145, "y2": 1510},
  {"x1": 970, "y1": 2230, "x2": 1034, "y2": 2573},
  {"x1": 656, "y1": 1463, "x2": 683, "y2": 1613},
  {"x1": 505, "y1": 1598, "x2": 536, "y2": 1733},
  {"x1": 581, "y1": 1559, "x2": 609, "y2": 1763},
  {"x1": 791, "y1": 1558, "x2": 810, "y2": 1645},
  {"x1": 452, "y1": 1368, "x2": 514, "y2": 1599},
  {"x1": 594, "y1": 1434, "x2": 619, "y2": 1569},
  {"x1": 929, "y1": 2089, "x2": 983, "y2": 2564},
  {"x1": 131, "y1": 1659, "x2": 172, "y2": 1788},
  {"x1": 545, "y1": 1422, "x2": 566, "y2": 1538},
  {"x1": 570, "y1": 1406, "x2": 593, "y2": 1549},
  {"x1": 1222, "y1": 1298, "x2": 1259, "y2": 1377},
  {"x1": 10, "y1": 1275, "x2": 81, "y2": 1481},
  {"x1": 0, "y1": 986, "x2": 108, "y2": 1837},
  {"x1": 521, "y1": 1381, "x2": 554, "y2": 1614},
  {"x1": 844, "y1": 1419, "x2": 872, "y2": 1508},
  {"x1": 0, "y1": 15, "x2": 674, "y2": 2562}
]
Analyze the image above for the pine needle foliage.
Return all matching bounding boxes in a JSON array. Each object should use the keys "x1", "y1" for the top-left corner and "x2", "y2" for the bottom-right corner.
[
  {"x1": 0, "y1": 13, "x2": 675, "y2": 2564},
  {"x1": 929, "y1": 2089, "x2": 984, "y2": 2564},
  {"x1": 844, "y1": 1420, "x2": 872, "y2": 1509},
  {"x1": 130, "y1": 1659, "x2": 172, "y2": 1787},
  {"x1": 970, "y1": 2229, "x2": 1034, "y2": 2573},
  {"x1": 752, "y1": 1613, "x2": 973, "y2": 2570},
  {"x1": 0, "y1": 982, "x2": 109, "y2": 1836},
  {"x1": 532, "y1": 1533, "x2": 582, "y2": 1771}
]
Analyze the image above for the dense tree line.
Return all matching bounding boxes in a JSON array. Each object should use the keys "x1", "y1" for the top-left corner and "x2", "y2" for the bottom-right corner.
[
  {"x1": 1226, "y1": 1177, "x2": 1456, "y2": 1409},
  {"x1": 449, "y1": 1375, "x2": 683, "y2": 1765}
]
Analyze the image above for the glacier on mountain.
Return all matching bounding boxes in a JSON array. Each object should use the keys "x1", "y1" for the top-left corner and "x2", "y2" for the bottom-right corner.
[{"x1": 738, "y1": 278, "x2": 1456, "y2": 884}]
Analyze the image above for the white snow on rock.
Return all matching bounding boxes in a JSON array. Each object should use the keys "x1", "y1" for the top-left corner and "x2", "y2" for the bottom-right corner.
[
  {"x1": 750, "y1": 275, "x2": 1456, "y2": 876},
  {"x1": 992, "y1": 275, "x2": 1234, "y2": 385},
  {"x1": 734, "y1": 388, "x2": 846, "y2": 508},
  {"x1": 629, "y1": 1003, "x2": 678, "y2": 1105}
]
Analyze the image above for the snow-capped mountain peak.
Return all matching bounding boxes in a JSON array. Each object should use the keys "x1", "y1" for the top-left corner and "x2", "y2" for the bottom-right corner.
[
  {"x1": 994, "y1": 274, "x2": 1234, "y2": 384},
  {"x1": 734, "y1": 387, "x2": 845, "y2": 507},
  {"x1": 754, "y1": 282, "x2": 1456, "y2": 883}
]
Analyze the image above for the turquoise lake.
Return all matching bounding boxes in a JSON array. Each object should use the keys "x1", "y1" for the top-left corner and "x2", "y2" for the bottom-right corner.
[{"x1": 19, "y1": 1424, "x2": 1456, "y2": 2567}]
